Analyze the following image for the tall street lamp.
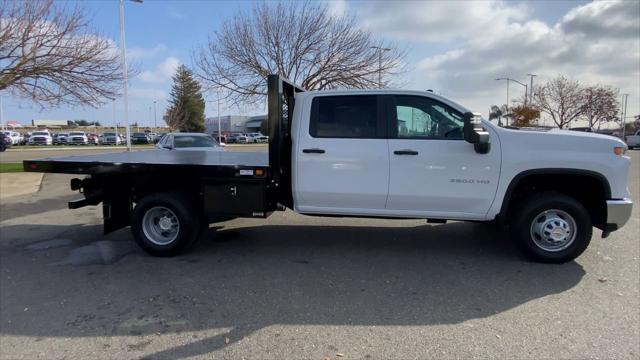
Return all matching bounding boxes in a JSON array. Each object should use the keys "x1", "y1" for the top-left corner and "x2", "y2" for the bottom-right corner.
[
  {"x1": 496, "y1": 77, "x2": 528, "y2": 126},
  {"x1": 153, "y1": 100, "x2": 157, "y2": 131},
  {"x1": 371, "y1": 46, "x2": 391, "y2": 88},
  {"x1": 527, "y1": 73, "x2": 537, "y2": 105},
  {"x1": 206, "y1": 93, "x2": 222, "y2": 143},
  {"x1": 119, "y1": 0, "x2": 143, "y2": 151}
]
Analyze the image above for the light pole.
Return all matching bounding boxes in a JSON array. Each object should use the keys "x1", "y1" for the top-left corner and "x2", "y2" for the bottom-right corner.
[
  {"x1": 0, "y1": 95, "x2": 4, "y2": 131},
  {"x1": 217, "y1": 92, "x2": 221, "y2": 142},
  {"x1": 119, "y1": 0, "x2": 143, "y2": 151},
  {"x1": 496, "y1": 77, "x2": 528, "y2": 126},
  {"x1": 153, "y1": 101, "x2": 157, "y2": 131},
  {"x1": 621, "y1": 93, "x2": 629, "y2": 139},
  {"x1": 527, "y1": 73, "x2": 537, "y2": 105},
  {"x1": 206, "y1": 94, "x2": 223, "y2": 143},
  {"x1": 371, "y1": 46, "x2": 391, "y2": 88}
]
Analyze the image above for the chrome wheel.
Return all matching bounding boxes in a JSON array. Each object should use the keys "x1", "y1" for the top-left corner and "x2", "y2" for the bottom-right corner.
[
  {"x1": 142, "y1": 206, "x2": 180, "y2": 246},
  {"x1": 529, "y1": 209, "x2": 577, "y2": 252}
]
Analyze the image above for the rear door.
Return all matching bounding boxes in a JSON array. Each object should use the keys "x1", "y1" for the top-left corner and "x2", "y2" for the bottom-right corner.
[
  {"x1": 385, "y1": 95, "x2": 500, "y2": 218},
  {"x1": 294, "y1": 95, "x2": 389, "y2": 213}
]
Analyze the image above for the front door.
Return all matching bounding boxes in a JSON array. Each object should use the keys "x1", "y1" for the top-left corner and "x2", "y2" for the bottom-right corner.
[
  {"x1": 294, "y1": 95, "x2": 389, "y2": 213},
  {"x1": 385, "y1": 95, "x2": 501, "y2": 218}
]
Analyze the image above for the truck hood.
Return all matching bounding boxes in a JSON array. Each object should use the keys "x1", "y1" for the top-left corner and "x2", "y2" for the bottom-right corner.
[{"x1": 491, "y1": 124, "x2": 627, "y2": 151}]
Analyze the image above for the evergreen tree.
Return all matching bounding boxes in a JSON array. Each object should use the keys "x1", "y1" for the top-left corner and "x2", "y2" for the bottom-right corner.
[{"x1": 165, "y1": 65, "x2": 205, "y2": 132}]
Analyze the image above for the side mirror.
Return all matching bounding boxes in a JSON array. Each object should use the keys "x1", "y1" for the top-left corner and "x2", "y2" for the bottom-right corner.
[{"x1": 463, "y1": 112, "x2": 491, "y2": 154}]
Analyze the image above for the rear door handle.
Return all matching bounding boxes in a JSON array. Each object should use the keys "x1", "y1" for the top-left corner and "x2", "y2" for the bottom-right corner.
[
  {"x1": 394, "y1": 149, "x2": 419, "y2": 155},
  {"x1": 302, "y1": 148, "x2": 325, "y2": 154}
]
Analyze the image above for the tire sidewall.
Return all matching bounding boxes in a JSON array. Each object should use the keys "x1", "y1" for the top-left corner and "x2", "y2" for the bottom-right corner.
[
  {"x1": 513, "y1": 193, "x2": 592, "y2": 263},
  {"x1": 131, "y1": 193, "x2": 200, "y2": 257}
]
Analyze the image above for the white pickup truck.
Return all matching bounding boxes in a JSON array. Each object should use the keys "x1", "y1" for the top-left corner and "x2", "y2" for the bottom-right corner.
[
  {"x1": 24, "y1": 75, "x2": 633, "y2": 263},
  {"x1": 626, "y1": 130, "x2": 640, "y2": 149}
]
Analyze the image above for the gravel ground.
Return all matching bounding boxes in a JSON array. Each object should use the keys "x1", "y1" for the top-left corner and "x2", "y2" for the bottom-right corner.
[{"x1": 0, "y1": 151, "x2": 638, "y2": 359}]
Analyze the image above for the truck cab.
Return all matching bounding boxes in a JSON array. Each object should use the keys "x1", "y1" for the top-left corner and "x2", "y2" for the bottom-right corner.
[{"x1": 290, "y1": 90, "x2": 499, "y2": 220}]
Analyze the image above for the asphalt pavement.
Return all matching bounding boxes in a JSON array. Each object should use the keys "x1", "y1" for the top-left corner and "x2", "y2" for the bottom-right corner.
[{"x1": 0, "y1": 151, "x2": 638, "y2": 359}]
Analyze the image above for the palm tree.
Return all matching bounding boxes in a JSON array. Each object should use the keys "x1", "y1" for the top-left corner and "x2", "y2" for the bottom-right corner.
[{"x1": 489, "y1": 105, "x2": 503, "y2": 127}]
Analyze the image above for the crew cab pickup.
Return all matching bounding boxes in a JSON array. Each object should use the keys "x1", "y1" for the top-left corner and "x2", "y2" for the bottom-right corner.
[{"x1": 24, "y1": 75, "x2": 633, "y2": 263}]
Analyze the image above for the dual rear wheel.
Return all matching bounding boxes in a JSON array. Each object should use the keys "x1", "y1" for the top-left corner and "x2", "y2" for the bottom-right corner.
[{"x1": 131, "y1": 193, "x2": 203, "y2": 257}]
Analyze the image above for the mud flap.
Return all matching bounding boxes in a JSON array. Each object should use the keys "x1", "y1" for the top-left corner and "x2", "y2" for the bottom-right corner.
[{"x1": 103, "y1": 197, "x2": 132, "y2": 234}]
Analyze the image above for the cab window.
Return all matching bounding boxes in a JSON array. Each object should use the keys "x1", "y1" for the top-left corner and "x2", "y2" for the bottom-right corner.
[
  {"x1": 310, "y1": 95, "x2": 384, "y2": 138},
  {"x1": 391, "y1": 96, "x2": 464, "y2": 140}
]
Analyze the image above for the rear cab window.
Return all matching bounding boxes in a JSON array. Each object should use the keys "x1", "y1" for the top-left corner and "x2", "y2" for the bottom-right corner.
[{"x1": 309, "y1": 95, "x2": 385, "y2": 138}]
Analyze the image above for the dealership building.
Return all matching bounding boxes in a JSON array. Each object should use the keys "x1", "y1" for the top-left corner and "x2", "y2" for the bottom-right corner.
[{"x1": 205, "y1": 115, "x2": 267, "y2": 134}]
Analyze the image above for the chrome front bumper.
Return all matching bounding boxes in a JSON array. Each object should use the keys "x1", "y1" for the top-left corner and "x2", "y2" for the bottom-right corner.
[{"x1": 606, "y1": 198, "x2": 633, "y2": 230}]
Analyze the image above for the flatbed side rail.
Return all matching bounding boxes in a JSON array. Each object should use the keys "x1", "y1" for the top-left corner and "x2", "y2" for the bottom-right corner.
[{"x1": 267, "y1": 74, "x2": 305, "y2": 209}]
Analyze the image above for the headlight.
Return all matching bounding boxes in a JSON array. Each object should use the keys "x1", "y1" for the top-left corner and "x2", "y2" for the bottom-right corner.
[{"x1": 614, "y1": 146, "x2": 627, "y2": 156}]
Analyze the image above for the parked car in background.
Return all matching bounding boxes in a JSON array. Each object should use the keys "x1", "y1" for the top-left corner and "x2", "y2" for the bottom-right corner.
[
  {"x1": 156, "y1": 133, "x2": 225, "y2": 151},
  {"x1": 131, "y1": 132, "x2": 150, "y2": 145},
  {"x1": 54, "y1": 133, "x2": 69, "y2": 145},
  {"x1": 569, "y1": 127, "x2": 594, "y2": 133},
  {"x1": 0, "y1": 133, "x2": 10, "y2": 151},
  {"x1": 29, "y1": 130, "x2": 53, "y2": 145},
  {"x1": 99, "y1": 132, "x2": 123, "y2": 145},
  {"x1": 626, "y1": 130, "x2": 640, "y2": 149},
  {"x1": 67, "y1": 132, "x2": 88, "y2": 145},
  {"x1": 146, "y1": 133, "x2": 161, "y2": 144},
  {"x1": 0, "y1": 131, "x2": 22, "y2": 145},
  {"x1": 87, "y1": 133, "x2": 99, "y2": 145},
  {"x1": 251, "y1": 133, "x2": 268, "y2": 143},
  {"x1": 226, "y1": 133, "x2": 241, "y2": 143},
  {"x1": 21, "y1": 132, "x2": 31, "y2": 145},
  {"x1": 211, "y1": 132, "x2": 227, "y2": 143},
  {"x1": 235, "y1": 134, "x2": 249, "y2": 144}
]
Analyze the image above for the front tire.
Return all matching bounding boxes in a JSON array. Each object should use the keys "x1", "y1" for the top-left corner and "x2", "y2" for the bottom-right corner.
[
  {"x1": 511, "y1": 192, "x2": 592, "y2": 263},
  {"x1": 131, "y1": 193, "x2": 201, "y2": 257}
]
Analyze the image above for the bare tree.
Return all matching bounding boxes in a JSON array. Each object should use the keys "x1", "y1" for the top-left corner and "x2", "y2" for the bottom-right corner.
[
  {"x1": 194, "y1": 2, "x2": 405, "y2": 104},
  {"x1": 582, "y1": 85, "x2": 619, "y2": 130},
  {"x1": 531, "y1": 76, "x2": 586, "y2": 129},
  {"x1": 0, "y1": 0, "x2": 125, "y2": 107}
]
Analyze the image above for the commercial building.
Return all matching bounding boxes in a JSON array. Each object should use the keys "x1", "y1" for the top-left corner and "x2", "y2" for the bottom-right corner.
[
  {"x1": 32, "y1": 119, "x2": 70, "y2": 127},
  {"x1": 204, "y1": 115, "x2": 267, "y2": 134}
]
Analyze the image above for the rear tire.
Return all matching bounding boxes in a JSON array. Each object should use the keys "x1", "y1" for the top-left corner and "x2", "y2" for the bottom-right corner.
[
  {"x1": 131, "y1": 193, "x2": 201, "y2": 257},
  {"x1": 511, "y1": 192, "x2": 592, "y2": 263}
]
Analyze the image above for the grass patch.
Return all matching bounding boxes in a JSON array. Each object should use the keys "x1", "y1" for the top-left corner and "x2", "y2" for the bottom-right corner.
[{"x1": 0, "y1": 163, "x2": 24, "y2": 173}]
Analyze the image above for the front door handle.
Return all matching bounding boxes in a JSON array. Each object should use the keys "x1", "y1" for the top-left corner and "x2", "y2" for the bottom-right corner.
[
  {"x1": 394, "y1": 149, "x2": 419, "y2": 155},
  {"x1": 303, "y1": 148, "x2": 325, "y2": 154}
]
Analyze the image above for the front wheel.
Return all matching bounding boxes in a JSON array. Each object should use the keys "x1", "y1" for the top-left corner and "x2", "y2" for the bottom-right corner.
[
  {"x1": 511, "y1": 192, "x2": 592, "y2": 263},
  {"x1": 131, "y1": 193, "x2": 202, "y2": 257}
]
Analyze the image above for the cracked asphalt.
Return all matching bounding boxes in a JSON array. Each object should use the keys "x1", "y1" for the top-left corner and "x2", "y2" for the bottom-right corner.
[{"x1": 0, "y1": 151, "x2": 638, "y2": 359}]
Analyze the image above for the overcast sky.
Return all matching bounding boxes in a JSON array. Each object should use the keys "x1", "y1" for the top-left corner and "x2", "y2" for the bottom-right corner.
[{"x1": 2, "y1": 0, "x2": 639, "y2": 127}]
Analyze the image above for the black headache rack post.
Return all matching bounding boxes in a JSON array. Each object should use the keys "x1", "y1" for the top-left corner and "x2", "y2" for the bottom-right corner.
[{"x1": 267, "y1": 74, "x2": 305, "y2": 210}]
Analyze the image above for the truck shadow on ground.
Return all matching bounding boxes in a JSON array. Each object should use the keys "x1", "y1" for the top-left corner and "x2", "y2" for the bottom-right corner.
[{"x1": 0, "y1": 221, "x2": 585, "y2": 359}]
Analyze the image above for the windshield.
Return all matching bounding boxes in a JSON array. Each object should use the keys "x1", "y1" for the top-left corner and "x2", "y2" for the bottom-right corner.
[
  {"x1": 174, "y1": 135, "x2": 219, "y2": 148},
  {"x1": 133, "y1": 133, "x2": 146, "y2": 137},
  {"x1": 70, "y1": 132, "x2": 84, "y2": 136},
  {"x1": 103, "y1": 133, "x2": 116, "y2": 136},
  {"x1": 33, "y1": 132, "x2": 49, "y2": 136}
]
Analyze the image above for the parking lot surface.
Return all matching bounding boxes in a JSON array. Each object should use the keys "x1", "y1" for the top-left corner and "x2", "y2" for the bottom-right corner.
[{"x1": 0, "y1": 151, "x2": 638, "y2": 359}]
